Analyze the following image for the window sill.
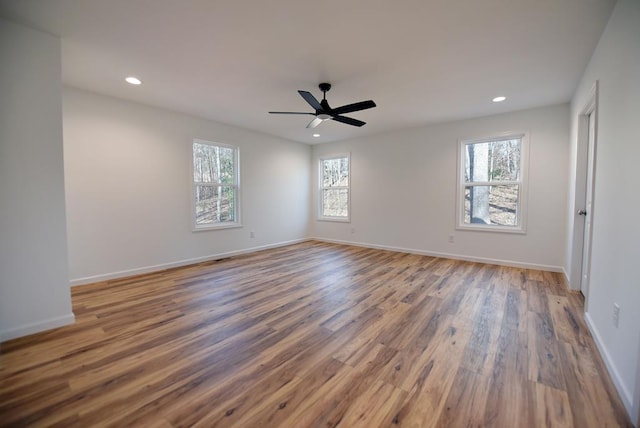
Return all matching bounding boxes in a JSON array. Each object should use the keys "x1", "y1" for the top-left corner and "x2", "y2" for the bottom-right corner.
[
  {"x1": 192, "y1": 223, "x2": 243, "y2": 232},
  {"x1": 317, "y1": 217, "x2": 350, "y2": 223},
  {"x1": 456, "y1": 224, "x2": 526, "y2": 234}
]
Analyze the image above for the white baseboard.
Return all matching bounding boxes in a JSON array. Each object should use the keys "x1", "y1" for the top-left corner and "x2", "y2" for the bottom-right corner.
[
  {"x1": 71, "y1": 237, "x2": 564, "y2": 286},
  {"x1": 561, "y1": 267, "x2": 579, "y2": 291},
  {"x1": 0, "y1": 313, "x2": 75, "y2": 343},
  {"x1": 584, "y1": 312, "x2": 635, "y2": 421},
  {"x1": 69, "y1": 238, "x2": 310, "y2": 286},
  {"x1": 562, "y1": 267, "x2": 570, "y2": 286},
  {"x1": 312, "y1": 237, "x2": 564, "y2": 272}
]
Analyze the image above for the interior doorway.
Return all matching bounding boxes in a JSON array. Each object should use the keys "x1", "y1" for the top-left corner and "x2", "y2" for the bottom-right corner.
[{"x1": 576, "y1": 81, "x2": 598, "y2": 309}]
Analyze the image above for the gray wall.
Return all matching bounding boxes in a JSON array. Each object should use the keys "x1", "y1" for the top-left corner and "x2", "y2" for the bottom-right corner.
[
  {"x1": 0, "y1": 19, "x2": 73, "y2": 341},
  {"x1": 312, "y1": 104, "x2": 570, "y2": 271},
  {"x1": 568, "y1": 0, "x2": 640, "y2": 421},
  {"x1": 63, "y1": 88, "x2": 311, "y2": 284}
]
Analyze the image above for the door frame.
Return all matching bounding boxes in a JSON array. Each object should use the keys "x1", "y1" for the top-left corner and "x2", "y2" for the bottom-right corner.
[{"x1": 575, "y1": 81, "x2": 598, "y2": 311}]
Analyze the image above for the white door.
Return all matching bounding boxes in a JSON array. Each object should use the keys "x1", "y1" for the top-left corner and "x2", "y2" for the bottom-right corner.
[{"x1": 580, "y1": 111, "x2": 596, "y2": 296}]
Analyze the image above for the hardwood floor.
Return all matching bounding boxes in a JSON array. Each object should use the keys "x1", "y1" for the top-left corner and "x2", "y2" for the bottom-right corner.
[{"x1": 0, "y1": 241, "x2": 632, "y2": 427}]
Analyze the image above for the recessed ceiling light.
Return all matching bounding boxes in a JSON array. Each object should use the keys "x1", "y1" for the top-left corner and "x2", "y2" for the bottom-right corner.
[
  {"x1": 492, "y1": 96, "x2": 506, "y2": 103},
  {"x1": 312, "y1": 133, "x2": 320, "y2": 138},
  {"x1": 125, "y1": 76, "x2": 142, "y2": 85}
]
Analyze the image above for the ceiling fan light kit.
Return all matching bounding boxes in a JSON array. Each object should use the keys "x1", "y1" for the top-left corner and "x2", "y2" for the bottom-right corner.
[{"x1": 269, "y1": 83, "x2": 376, "y2": 129}]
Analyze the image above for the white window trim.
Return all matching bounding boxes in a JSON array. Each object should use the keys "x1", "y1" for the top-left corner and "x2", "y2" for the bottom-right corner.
[
  {"x1": 455, "y1": 132, "x2": 529, "y2": 234},
  {"x1": 191, "y1": 139, "x2": 242, "y2": 232},
  {"x1": 318, "y1": 153, "x2": 351, "y2": 223}
]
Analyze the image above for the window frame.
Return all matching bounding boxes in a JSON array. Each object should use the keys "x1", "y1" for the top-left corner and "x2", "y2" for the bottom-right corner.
[
  {"x1": 455, "y1": 132, "x2": 529, "y2": 234},
  {"x1": 191, "y1": 138, "x2": 241, "y2": 232},
  {"x1": 318, "y1": 153, "x2": 351, "y2": 223}
]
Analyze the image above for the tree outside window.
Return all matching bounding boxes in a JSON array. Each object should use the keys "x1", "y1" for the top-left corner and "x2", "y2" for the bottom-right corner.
[
  {"x1": 319, "y1": 154, "x2": 350, "y2": 221},
  {"x1": 192, "y1": 139, "x2": 240, "y2": 229},
  {"x1": 457, "y1": 134, "x2": 528, "y2": 232}
]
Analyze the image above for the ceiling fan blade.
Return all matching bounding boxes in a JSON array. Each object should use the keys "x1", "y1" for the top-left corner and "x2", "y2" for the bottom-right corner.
[
  {"x1": 321, "y1": 99, "x2": 332, "y2": 112},
  {"x1": 306, "y1": 117, "x2": 324, "y2": 128},
  {"x1": 331, "y1": 100, "x2": 376, "y2": 116},
  {"x1": 332, "y1": 115, "x2": 366, "y2": 127},
  {"x1": 298, "y1": 90, "x2": 323, "y2": 111},
  {"x1": 269, "y1": 111, "x2": 315, "y2": 115}
]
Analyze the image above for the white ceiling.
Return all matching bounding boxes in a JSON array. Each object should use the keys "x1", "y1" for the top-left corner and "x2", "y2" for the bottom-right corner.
[{"x1": 0, "y1": 0, "x2": 615, "y2": 144}]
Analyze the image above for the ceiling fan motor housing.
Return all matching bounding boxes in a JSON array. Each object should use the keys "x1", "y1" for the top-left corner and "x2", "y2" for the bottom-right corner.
[{"x1": 319, "y1": 83, "x2": 332, "y2": 93}]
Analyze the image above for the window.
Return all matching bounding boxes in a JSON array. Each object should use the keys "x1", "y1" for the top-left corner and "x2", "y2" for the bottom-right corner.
[
  {"x1": 457, "y1": 133, "x2": 528, "y2": 233},
  {"x1": 192, "y1": 139, "x2": 240, "y2": 230},
  {"x1": 319, "y1": 154, "x2": 350, "y2": 221}
]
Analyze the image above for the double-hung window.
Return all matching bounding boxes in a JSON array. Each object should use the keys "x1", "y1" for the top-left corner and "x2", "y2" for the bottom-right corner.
[
  {"x1": 192, "y1": 139, "x2": 240, "y2": 230},
  {"x1": 319, "y1": 154, "x2": 350, "y2": 221},
  {"x1": 457, "y1": 133, "x2": 528, "y2": 233}
]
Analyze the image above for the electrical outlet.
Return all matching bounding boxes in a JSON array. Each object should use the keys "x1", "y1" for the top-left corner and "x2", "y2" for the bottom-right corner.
[
  {"x1": 448, "y1": 235, "x2": 455, "y2": 243},
  {"x1": 351, "y1": 227, "x2": 356, "y2": 234},
  {"x1": 612, "y1": 303, "x2": 620, "y2": 328},
  {"x1": 249, "y1": 231, "x2": 255, "y2": 239}
]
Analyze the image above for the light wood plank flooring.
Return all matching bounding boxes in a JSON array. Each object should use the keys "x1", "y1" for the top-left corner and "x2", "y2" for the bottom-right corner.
[{"x1": 0, "y1": 241, "x2": 632, "y2": 427}]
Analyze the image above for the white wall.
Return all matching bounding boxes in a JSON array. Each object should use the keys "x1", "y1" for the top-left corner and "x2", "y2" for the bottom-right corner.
[
  {"x1": 0, "y1": 19, "x2": 74, "y2": 341},
  {"x1": 63, "y1": 88, "x2": 310, "y2": 284},
  {"x1": 312, "y1": 104, "x2": 570, "y2": 271},
  {"x1": 568, "y1": 0, "x2": 640, "y2": 421}
]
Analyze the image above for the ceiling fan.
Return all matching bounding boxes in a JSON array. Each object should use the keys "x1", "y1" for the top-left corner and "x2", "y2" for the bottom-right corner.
[{"x1": 269, "y1": 83, "x2": 376, "y2": 128}]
